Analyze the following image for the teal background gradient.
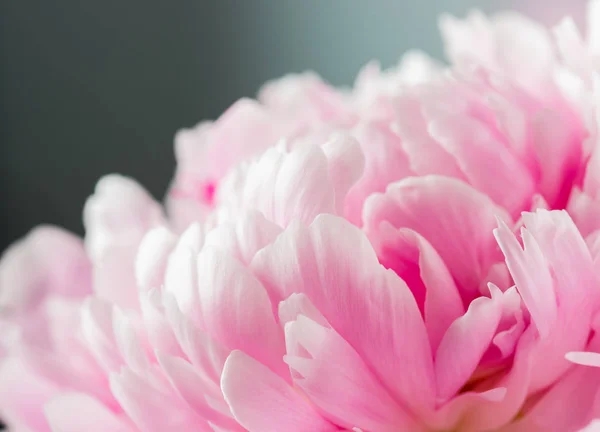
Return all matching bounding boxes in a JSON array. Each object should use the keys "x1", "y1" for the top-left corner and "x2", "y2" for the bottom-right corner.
[{"x1": 0, "y1": 0, "x2": 587, "y2": 250}]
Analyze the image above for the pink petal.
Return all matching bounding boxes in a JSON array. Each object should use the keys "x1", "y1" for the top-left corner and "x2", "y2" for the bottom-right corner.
[
  {"x1": 494, "y1": 218, "x2": 557, "y2": 338},
  {"x1": 83, "y1": 175, "x2": 164, "y2": 261},
  {"x1": 490, "y1": 287, "x2": 526, "y2": 361},
  {"x1": 221, "y1": 350, "x2": 335, "y2": 432},
  {"x1": 164, "y1": 223, "x2": 205, "y2": 317},
  {"x1": 0, "y1": 226, "x2": 91, "y2": 313},
  {"x1": 258, "y1": 72, "x2": 348, "y2": 123},
  {"x1": 344, "y1": 121, "x2": 413, "y2": 226},
  {"x1": 285, "y1": 315, "x2": 422, "y2": 431},
  {"x1": 163, "y1": 296, "x2": 228, "y2": 385},
  {"x1": 278, "y1": 293, "x2": 329, "y2": 329},
  {"x1": 530, "y1": 109, "x2": 583, "y2": 209},
  {"x1": 80, "y1": 297, "x2": 123, "y2": 373},
  {"x1": 567, "y1": 352, "x2": 600, "y2": 368},
  {"x1": 84, "y1": 175, "x2": 164, "y2": 309},
  {"x1": 372, "y1": 224, "x2": 464, "y2": 351},
  {"x1": 216, "y1": 143, "x2": 336, "y2": 227},
  {"x1": 91, "y1": 247, "x2": 143, "y2": 311},
  {"x1": 509, "y1": 338, "x2": 600, "y2": 431},
  {"x1": 110, "y1": 368, "x2": 210, "y2": 432},
  {"x1": 197, "y1": 247, "x2": 286, "y2": 378},
  {"x1": 44, "y1": 393, "x2": 134, "y2": 432},
  {"x1": 567, "y1": 188, "x2": 600, "y2": 237},
  {"x1": 499, "y1": 210, "x2": 598, "y2": 392},
  {"x1": 440, "y1": 10, "x2": 556, "y2": 98},
  {"x1": 204, "y1": 211, "x2": 282, "y2": 266},
  {"x1": 205, "y1": 99, "x2": 286, "y2": 179},
  {"x1": 156, "y1": 352, "x2": 242, "y2": 430},
  {"x1": 430, "y1": 329, "x2": 535, "y2": 431},
  {"x1": 393, "y1": 93, "x2": 466, "y2": 179},
  {"x1": 520, "y1": 210, "x2": 596, "y2": 309},
  {"x1": 428, "y1": 113, "x2": 536, "y2": 215},
  {"x1": 139, "y1": 290, "x2": 185, "y2": 358},
  {"x1": 0, "y1": 358, "x2": 57, "y2": 432},
  {"x1": 321, "y1": 134, "x2": 365, "y2": 216},
  {"x1": 252, "y1": 214, "x2": 435, "y2": 413},
  {"x1": 435, "y1": 284, "x2": 504, "y2": 401},
  {"x1": 112, "y1": 306, "x2": 150, "y2": 375},
  {"x1": 554, "y1": 17, "x2": 592, "y2": 84},
  {"x1": 364, "y1": 176, "x2": 509, "y2": 301},
  {"x1": 135, "y1": 227, "x2": 176, "y2": 292}
]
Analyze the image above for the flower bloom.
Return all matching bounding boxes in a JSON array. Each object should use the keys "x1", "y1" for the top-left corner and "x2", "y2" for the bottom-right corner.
[{"x1": 4, "y1": 3, "x2": 600, "y2": 432}]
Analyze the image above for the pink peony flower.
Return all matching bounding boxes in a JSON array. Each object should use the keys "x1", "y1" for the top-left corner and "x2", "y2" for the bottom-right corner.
[{"x1": 5, "y1": 3, "x2": 600, "y2": 432}]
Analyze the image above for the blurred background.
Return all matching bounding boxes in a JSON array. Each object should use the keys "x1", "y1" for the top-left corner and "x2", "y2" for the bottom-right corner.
[{"x1": 0, "y1": 0, "x2": 587, "y2": 251}]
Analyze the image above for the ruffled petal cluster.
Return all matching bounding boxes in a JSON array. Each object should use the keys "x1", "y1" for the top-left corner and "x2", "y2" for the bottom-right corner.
[{"x1": 5, "y1": 3, "x2": 600, "y2": 432}]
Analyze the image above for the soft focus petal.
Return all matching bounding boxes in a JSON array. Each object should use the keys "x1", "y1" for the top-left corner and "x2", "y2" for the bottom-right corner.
[
  {"x1": 44, "y1": 393, "x2": 135, "y2": 432},
  {"x1": 0, "y1": 358, "x2": 57, "y2": 432},
  {"x1": 0, "y1": 226, "x2": 91, "y2": 313},
  {"x1": 84, "y1": 175, "x2": 164, "y2": 309}
]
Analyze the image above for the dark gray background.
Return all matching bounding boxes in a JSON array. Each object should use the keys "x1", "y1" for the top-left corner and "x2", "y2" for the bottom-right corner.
[{"x1": 0, "y1": 0, "x2": 585, "y2": 251}]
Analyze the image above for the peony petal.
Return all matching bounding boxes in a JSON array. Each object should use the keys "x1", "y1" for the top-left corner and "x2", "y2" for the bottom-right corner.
[
  {"x1": 499, "y1": 210, "x2": 598, "y2": 392},
  {"x1": 393, "y1": 93, "x2": 466, "y2": 180},
  {"x1": 258, "y1": 71, "x2": 348, "y2": 124},
  {"x1": 80, "y1": 297, "x2": 123, "y2": 373},
  {"x1": 440, "y1": 10, "x2": 556, "y2": 98},
  {"x1": 568, "y1": 188, "x2": 600, "y2": 237},
  {"x1": 435, "y1": 284, "x2": 504, "y2": 401},
  {"x1": 530, "y1": 109, "x2": 583, "y2": 209},
  {"x1": 494, "y1": 218, "x2": 557, "y2": 338},
  {"x1": 156, "y1": 352, "x2": 242, "y2": 430},
  {"x1": 285, "y1": 315, "x2": 423, "y2": 431},
  {"x1": 320, "y1": 134, "x2": 365, "y2": 217},
  {"x1": 221, "y1": 350, "x2": 335, "y2": 432},
  {"x1": 520, "y1": 210, "x2": 597, "y2": 309},
  {"x1": 84, "y1": 175, "x2": 164, "y2": 309},
  {"x1": 110, "y1": 368, "x2": 210, "y2": 432},
  {"x1": 44, "y1": 393, "x2": 134, "y2": 432},
  {"x1": 0, "y1": 358, "x2": 57, "y2": 432},
  {"x1": 83, "y1": 175, "x2": 164, "y2": 261},
  {"x1": 135, "y1": 227, "x2": 176, "y2": 292},
  {"x1": 278, "y1": 293, "x2": 329, "y2": 329},
  {"x1": 204, "y1": 211, "x2": 282, "y2": 266},
  {"x1": 140, "y1": 290, "x2": 185, "y2": 358},
  {"x1": 364, "y1": 176, "x2": 509, "y2": 301},
  {"x1": 164, "y1": 222, "x2": 205, "y2": 316},
  {"x1": 205, "y1": 99, "x2": 285, "y2": 180},
  {"x1": 508, "y1": 337, "x2": 600, "y2": 432},
  {"x1": 163, "y1": 296, "x2": 228, "y2": 387},
  {"x1": 580, "y1": 420, "x2": 600, "y2": 432},
  {"x1": 372, "y1": 224, "x2": 464, "y2": 352},
  {"x1": 252, "y1": 214, "x2": 435, "y2": 413},
  {"x1": 567, "y1": 352, "x2": 600, "y2": 368},
  {"x1": 112, "y1": 307, "x2": 150, "y2": 374},
  {"x1": 215, "y1": 142, "x2": 336, "y2": 227},
  {"x1": 345, "y1": 121, "x2": 413, "y2": 225},
  {"x1": 0, "y1": 226, "x2": 91, "y2": 313},
  {"x1": 430, "y1": 329, "x2": 536, "y2": 431},
  {"x1": 197, "y1": 247, "x2": 286, "y2": 378},
  {"x1": 428, "y1": 113, "x2": 536, "y2": 215}
]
